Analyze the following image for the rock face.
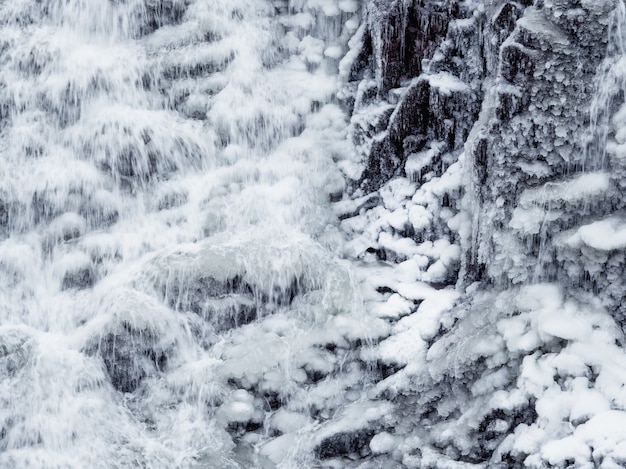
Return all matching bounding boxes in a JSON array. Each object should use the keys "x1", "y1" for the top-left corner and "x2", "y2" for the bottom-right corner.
[
  {"x1": 467, "y1": 1, "x2": 619, "y2": 287},
  {"x1": 347, "y1": 0, "x2": 626, "y2": 314},
  {"x1": 349, "y1": 0, "x2": 483, "y2": 192},
  {"x1": 336, "y1": 0, "x2": 626, "y2": 467}
]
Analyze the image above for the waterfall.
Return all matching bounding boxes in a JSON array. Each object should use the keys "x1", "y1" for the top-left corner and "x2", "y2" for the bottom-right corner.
[
  {"x1": 0, "y1": 1, "x2": 371, "y2": 467},
  {"x1": 6, "y1": 0, "x2": 626, "y2": 467},
  {"x1": 584, "y1": 0, "x2": 626, "y2": 172}
]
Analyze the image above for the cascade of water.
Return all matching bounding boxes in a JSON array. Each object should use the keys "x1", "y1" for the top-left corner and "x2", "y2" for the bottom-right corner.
[
  {"x1": 0, "y1": 0, "x2": 368, "y2": 467},
  {"x1": 583, "y1": 0, "x2": 626, "y2": 171}
]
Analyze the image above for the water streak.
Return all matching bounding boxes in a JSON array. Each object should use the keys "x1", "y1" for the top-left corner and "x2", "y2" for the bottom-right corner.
[{"x1": 584, "y1": 0, "x2": 626, "y2": 171}]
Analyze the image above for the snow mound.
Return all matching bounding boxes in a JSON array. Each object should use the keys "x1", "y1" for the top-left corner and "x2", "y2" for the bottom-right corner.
[{"x1": 568, "y1": 216, "x2": 626, "y2": 251}]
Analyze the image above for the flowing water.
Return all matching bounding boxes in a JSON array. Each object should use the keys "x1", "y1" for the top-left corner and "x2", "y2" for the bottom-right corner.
[
  {"x1": 584, "y1": 0, "x2": 626, "y2": 171},
  {"x1": 521, "y1": 0, "x2": 626, "y2": 285},
  {"x1": 0, "y1": 1, "x2": 370, "y2": 467}
]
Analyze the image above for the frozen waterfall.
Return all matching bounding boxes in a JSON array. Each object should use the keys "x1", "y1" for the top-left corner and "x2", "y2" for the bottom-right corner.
[
  {"x1": 0, "y1": 0, "x2": 374, "y2": 467},
  {"x1": 4, "y1": 0, "x2": 626, "y2": 468}
]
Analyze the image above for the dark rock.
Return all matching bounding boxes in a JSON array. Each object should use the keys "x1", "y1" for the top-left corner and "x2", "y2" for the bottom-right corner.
[
  {"x1": 31, "y1": 191, "x2": 58, "y2": 225},
  {"x1": 360, "y1": 72, "x2": 479, "y2": 191},
  {"x1": 165, "y1": 275, "x2": 259, "y2": 332},
  {"x1": 80, "y1": 200, "x2": 119, "y2": 229},
  {"x1": 495, "y1": 87, "x2": 528, "y2": 121},
  {"x1": 96, "y1": 323, "x2": 167, "y2": 394},
  {"x1": 347, "y1": 30, "x2": 374, "y2": 84},
  {"x1": 316, "y1": 429, "x2": 375, "y2": 460},
  {"x1": 493, "y1": 3, "x2": 526, "y2": 42},
  {"x1": 0, "y1": 330, "x2": 31, "y2": 379},
  {"x1": 61, "y1": 265, "x2": 94, "y2": 290},
  {"x1": 500, "y1": 42, "x2": 536, "y2": 85},
  {"x1": 365, "y1": 0, "x2": 457, "y2": 93},
  {"x1": 464, "y1": 404, "x2": 538, "y2": 464},
  {"x1": 161, "y1": 52, "x2": 234, "y2": 81},
  {"x1": 350, "y1": 0, "x2": 485, "y2": 193},
  {"x1": 0, "y1": 197, "x2": 12, "y2": 235},
  {"x1": 358, "y1": 78, "x2": 430, "y2": 191},
  {"x1": 157, "y1": 190, "x2": 188, "y2": 211},
  {"x1": 133, "y1": 0, "x2": 188, "y2": 38}
]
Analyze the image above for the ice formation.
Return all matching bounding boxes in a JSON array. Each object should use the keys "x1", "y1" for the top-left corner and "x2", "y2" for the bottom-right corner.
[{"x1": 1, "y1": 0, "x2": 626, "y2": 468}]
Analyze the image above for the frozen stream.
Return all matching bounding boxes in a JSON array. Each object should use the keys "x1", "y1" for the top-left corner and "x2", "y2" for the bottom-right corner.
[{"x1": 0, "y1": 0, "x2": 378, "y2": 467}]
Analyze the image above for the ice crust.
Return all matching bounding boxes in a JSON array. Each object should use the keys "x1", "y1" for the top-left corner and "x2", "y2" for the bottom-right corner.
[{"x1": 1, "y1": 0, "x2": 626, "y2": 468}]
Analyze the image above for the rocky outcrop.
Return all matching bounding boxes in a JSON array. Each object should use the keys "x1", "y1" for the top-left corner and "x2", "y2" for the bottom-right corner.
[
  {"x1": 466, "y1": 0, "x2": 618, "y2": 284},
  {"x1": 343, "y1": 0, "x2": 626, "y2": 316},
  {"x1": 347, "y1": 0, "x2": 483, "y2": 192},
  {"x1": 335, "y1": 0, "x2": 626, "y2": 467}
]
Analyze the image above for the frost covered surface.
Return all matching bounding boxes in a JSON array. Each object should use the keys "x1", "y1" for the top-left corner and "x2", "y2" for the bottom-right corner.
[
  {"x1": 369, "y1": 284, "x2": 626, "y2": 468},
  {"x1": 0, "y1": 0, "x2": 383, "y2": 467},
  {"x1": 333, "y1": 0, "x2": 626, "y2": 466},
  {"x1": 2, "y1": 0, "x2": 626, "y2": 467}
]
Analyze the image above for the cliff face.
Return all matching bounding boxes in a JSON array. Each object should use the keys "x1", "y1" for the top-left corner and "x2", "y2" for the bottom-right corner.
[
  {"x1": 336, "y1": 0, "x2": 626, "y2": 467},
  {"x1": 467, "y1": 0, "x2": 621, "y2": 291},
  {"x1": 344, "y1": 0, "x2": 621, "y2": 296}
]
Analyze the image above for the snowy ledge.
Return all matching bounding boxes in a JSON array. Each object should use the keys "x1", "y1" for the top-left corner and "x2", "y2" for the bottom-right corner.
[
  {"x1": 518, "y1": 172, "x2": 610, "y2": 208},
  {"x1": 516, "y1": 7, "x2": 570, "y2": 46},
  {"x1": 423, "y1": 72, "x2": 469, "y2": 96},
  {"x1": 566, "y1": 216, "x2": 626, "y2": 251}
]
